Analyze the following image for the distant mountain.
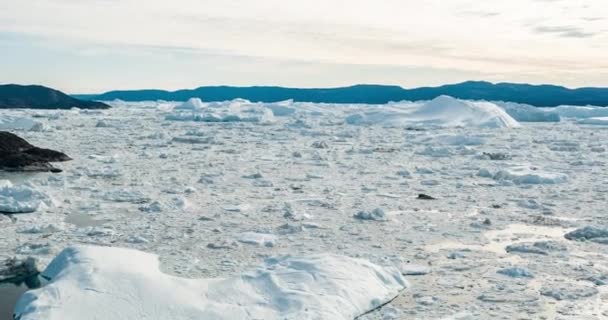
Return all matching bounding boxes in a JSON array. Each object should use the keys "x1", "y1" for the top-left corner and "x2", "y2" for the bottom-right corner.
[
  {"x1": 0, "y1": 84, "x2": 110, "y2": 109},
  {"x1": 83, "y1": 81, "x2": 608, "y2": 107}
]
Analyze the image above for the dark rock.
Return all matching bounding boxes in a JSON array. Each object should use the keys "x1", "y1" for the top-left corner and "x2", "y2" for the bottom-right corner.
[
  {"x1": 417, "y1": 194, "x2": 436, "y2": 200},
  {"x1": 0, "y1": 257, "x2": 38, "y2": 284},
  {"x1": 0, "y1": 132, "x2": 71, "y2": 172},
  {"x1": 0, "y1": 84, "x2": 110, "y2": 109}
]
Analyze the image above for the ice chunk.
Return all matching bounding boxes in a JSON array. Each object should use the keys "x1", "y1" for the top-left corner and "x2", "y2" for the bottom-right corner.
[
  {"x1": 497, "y1": 267, "x2": 534, "y2": 278},
  {"x1": 480, "y1": 166, "x2": 568, "y2": 185},
  {"x1": 565, "y1": 226, "x2": 608, "y2": 242},
  {"x1": 0, "y1": 116, "x2": 47, "y2": 131},
  {"x1": 237, "y1": 232, "x2": 278, "y2": 247},
  {"x1": 14, "y1": 245, "x2": 407, "y2": 320},
  {"x1": 354, "y1": 208, "x2": 388, "y2": 221},
  {"x1": 0, "y1": 180, "x2": 54, "y2": 213}
]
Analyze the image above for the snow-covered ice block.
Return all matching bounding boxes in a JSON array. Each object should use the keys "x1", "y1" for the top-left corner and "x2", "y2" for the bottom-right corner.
[
  {"x1": 14, "y1": 245, "x2": 407, "y2": 320},
  {"x1": 0, "y1": 180, "x2": 54, "y2": 213}
]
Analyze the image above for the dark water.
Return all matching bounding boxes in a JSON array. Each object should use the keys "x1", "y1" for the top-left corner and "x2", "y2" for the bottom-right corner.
[{"x1": 0, "y1": 277, "x2": 42, "y2": 320}]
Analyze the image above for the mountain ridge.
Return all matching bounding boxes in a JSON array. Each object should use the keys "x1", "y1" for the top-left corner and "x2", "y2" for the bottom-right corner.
[{"x1": 78, "y1": 81, "x2": 608, "y2": 107}]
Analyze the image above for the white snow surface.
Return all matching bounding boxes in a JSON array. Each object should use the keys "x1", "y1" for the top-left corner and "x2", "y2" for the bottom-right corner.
[{"x1": 14, "y1": 245, "x2": 407, "y2": 320}]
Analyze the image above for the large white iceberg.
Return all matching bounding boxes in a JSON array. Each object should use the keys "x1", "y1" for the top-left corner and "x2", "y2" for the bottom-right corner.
[
  {"x1": 345, "y1": 96, "x2": 520, "y2": 128},
  {"x1": 14, "y1": 245, "x2": 407, "y2": 320},
  {"x1": 0, "y1": 180, "x2": 54, "y2": 213},
  {"x1": 410, "y1": 96, "x2": 520, "y2": 128}
]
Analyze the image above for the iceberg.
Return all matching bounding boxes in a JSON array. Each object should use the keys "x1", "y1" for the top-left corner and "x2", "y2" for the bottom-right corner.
[
  {"x1": 0, "y1": 180, "x2": 54, "y2": 213},
  {"x1": 14, "y1": 245, "x2": 407, "y2": 320}
]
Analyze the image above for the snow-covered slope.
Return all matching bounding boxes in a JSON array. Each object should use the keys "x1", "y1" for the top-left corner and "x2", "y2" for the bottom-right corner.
[{"x1": 14, "y1": 246, "x2": 407, "y2": 320}]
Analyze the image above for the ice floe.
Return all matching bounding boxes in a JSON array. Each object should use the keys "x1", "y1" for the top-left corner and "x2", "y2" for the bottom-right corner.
[{"x1": 14, "y1": 245, "x2": 407, "y2": 320}]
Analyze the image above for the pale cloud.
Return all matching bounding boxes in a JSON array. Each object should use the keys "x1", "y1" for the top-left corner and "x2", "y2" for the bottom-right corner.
[{"x1": 0, "y1": 0, "x2": 606, "y2": 92}]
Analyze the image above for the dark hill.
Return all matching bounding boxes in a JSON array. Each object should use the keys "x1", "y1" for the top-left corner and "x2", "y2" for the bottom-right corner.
[
  {"x1": 0, "y1": 84, "x2": 110, "y2": 109},
  {"x1": 86, "y1": 81, "x2": 608, "y2": 107}
]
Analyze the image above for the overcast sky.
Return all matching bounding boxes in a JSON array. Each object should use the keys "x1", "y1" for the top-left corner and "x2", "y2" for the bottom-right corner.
[{"x1": 1, "y1": 0, "x2": 607, "y2": 93}]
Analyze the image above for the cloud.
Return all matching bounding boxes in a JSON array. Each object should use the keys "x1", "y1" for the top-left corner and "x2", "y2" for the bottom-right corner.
[{"x1": 533, "y1": 25, "x2": 596, "y2": 38}]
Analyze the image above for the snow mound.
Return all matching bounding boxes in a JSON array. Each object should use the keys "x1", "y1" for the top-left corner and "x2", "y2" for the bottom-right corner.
[
  {"x1": 0, "y1": 180, "x2": 54, "y2": 213},
  {"x1": 411, "y1": 96, "x2": 520, "y2": 128},
  {"x1": 14, "y1": 245, "x2": 407, "y2": 320},
  {"x1": 0, "y1": 115, "x2": 47, "y2": 131}
]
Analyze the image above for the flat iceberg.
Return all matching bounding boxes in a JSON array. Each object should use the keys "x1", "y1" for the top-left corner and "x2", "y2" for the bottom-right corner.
[{"x1": 14, "y1": 245, "x2": 407, "y2": 320}]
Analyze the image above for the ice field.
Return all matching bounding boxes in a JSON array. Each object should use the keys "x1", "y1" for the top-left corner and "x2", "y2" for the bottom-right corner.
[{"x1": 3, "y1": 96, "x2": 608, "y2": 319}]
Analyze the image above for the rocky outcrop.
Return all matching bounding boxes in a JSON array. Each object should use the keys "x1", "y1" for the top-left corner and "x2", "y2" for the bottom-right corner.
[{"x1": 0, "y1": 132, "x2": 71, "y2": 172}]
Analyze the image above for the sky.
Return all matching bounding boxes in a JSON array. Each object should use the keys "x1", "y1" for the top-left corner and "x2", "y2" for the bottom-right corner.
[{"x1": 0, "y1": 0, "x2": 607, "y2": 93}]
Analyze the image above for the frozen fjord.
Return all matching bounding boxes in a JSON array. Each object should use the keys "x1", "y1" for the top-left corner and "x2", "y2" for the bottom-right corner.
[{"x1": 3, "y1": 96, "x2": 608, "y2": 319}]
